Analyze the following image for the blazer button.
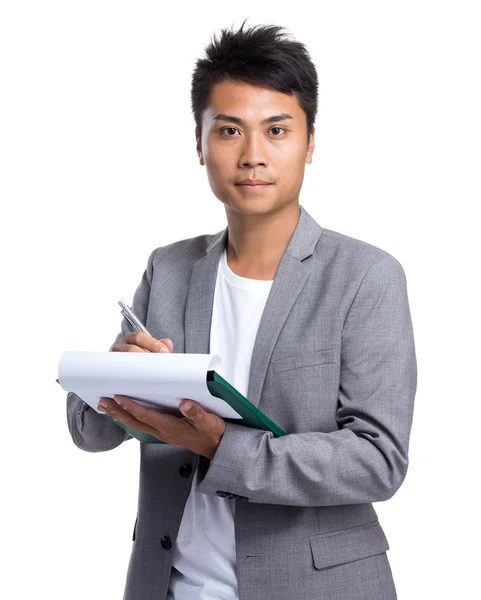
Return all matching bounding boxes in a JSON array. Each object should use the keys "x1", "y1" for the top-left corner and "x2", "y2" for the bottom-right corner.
[
  {"x1": 179, "y1": 463, "x2": 192, "y2": 478},
  {"x1": 216, "y1": 491, "x2": 228, "y2": 498},
  {"x1": 160, "y1": 536, "x2": 172, "y2": 550}
]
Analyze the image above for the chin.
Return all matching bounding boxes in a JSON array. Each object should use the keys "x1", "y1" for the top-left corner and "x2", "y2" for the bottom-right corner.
[{"x1": 222, "y1": 197, "x2": 287, "y2": 217}]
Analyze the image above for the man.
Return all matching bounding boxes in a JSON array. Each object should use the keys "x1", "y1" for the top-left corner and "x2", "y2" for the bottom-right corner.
[{"x1": 67, "y1": 21, "x2": 417, "y2": 600}]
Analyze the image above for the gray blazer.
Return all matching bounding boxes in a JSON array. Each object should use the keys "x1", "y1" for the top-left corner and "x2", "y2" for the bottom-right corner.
[{"x1": 66, "y1": 204, "x2": 417, "y2": 600}]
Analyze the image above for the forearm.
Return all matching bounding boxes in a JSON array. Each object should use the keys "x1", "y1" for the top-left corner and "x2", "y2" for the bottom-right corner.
[
  {"x1": 195, "y1": 421, "x2": 409, "y2": 506},
  {"x1": 66, "y1": 392, "x2": 132, "y2": 452}
]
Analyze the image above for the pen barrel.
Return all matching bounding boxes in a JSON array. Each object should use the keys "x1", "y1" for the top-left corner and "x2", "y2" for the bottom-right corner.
[{"x1": 119, "y1": 300, "x2": 149, "y2": 334}]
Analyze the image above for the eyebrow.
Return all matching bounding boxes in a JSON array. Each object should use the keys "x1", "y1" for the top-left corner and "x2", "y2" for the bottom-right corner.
[{"x1": 213, "y1": 113, "x2": 293, "y2": 126}]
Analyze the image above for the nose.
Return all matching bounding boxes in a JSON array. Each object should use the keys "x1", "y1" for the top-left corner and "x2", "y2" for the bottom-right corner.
[{"x1": 238, "y1": 132, "x2": 268, "y2": 168}]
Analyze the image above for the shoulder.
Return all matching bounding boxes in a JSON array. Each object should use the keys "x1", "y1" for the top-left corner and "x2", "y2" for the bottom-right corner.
[
  {"x1": 319, "y1": 227, "x2": 406, "y2": 280},
  {"x1": 147, "y1": 231, "x2": 221, "y2": 267}
]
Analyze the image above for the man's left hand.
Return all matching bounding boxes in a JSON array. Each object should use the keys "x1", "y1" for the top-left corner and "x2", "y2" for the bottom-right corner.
[{"x1": 98, "y1": 395, "x2": 226, "y2": 460}]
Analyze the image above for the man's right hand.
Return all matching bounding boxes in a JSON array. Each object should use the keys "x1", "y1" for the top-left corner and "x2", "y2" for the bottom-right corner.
[{"x1": 111, "y1": 332, "x2": 173, "y2": 353}]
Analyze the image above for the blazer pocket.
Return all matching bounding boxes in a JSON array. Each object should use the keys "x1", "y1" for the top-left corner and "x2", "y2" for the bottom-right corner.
[
  {"x1": 273, "y1": 348, "x2": 336, "y2": 374},
  {"x1": 309, "y1": 520, "x2": 389, "y2": 570}
]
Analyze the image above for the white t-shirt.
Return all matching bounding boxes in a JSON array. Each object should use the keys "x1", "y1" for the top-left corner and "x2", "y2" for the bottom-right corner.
[{"x1": 166, "y1": 244, "x2": 274, "y2": 599}]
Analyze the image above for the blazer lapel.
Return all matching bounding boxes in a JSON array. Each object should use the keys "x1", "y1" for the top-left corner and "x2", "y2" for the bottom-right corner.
[
  {"x1": 184, "y1": 204, "x2": 324, "y2": 409},
  {"x1": 184, "y1": 228, "x2": 227, "y2": 359}
]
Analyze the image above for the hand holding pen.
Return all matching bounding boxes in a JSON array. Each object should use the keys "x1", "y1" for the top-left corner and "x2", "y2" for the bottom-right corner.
[
  {"x1": 96, "y1": 301, "x2": 226, "y2": 459},
  {"x1": 55, "y1": 302, "x2": 172, "y2": 385}
]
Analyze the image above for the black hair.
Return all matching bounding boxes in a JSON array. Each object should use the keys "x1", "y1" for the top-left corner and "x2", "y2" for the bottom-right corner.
[{"x1": 191, "y1": 19, "x2": 319, "y2": 145}]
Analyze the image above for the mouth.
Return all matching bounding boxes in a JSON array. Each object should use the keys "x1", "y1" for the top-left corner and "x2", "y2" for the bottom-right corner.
[
  {"x1": 235, "y1": 183, "x2": 273, "y2": 188},
  {"x1": 235, "y1": 183, "x2": 273, "y2": 193}
]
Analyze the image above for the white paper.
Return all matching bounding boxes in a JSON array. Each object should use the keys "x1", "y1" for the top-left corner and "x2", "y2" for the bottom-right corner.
[{"x1": 58, "y1": 351, "x2": 242, "y2": 419}]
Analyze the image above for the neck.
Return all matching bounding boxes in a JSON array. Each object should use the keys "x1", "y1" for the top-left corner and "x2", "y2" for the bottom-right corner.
[{"x1": 224, "y1": 202, "x2": 301, "y2": 280}]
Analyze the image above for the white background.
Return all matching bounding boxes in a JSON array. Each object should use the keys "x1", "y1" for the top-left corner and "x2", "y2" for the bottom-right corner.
[{"x1": 1, "y1": 1, "x2": 479, "y2": 598}]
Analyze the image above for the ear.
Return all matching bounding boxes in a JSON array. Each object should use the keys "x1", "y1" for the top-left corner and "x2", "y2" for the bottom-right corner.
[
  {"x1": 195, "y1": 128, "x2": 205, "y2": 166},
  {"x1": 306, "y1": 126, "x2": 315, "y2": 164}
]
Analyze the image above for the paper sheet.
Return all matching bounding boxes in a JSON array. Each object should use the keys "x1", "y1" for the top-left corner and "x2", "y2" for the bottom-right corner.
[{"x1": 58, "y1": 351, "x2": 242, "y2": 419}]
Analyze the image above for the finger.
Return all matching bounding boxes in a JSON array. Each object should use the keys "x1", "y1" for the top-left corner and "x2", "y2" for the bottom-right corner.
[
  {"x1": 111, "y1": 343, "x2": 147, "y2": 352},
  {"x1": 122, "y1": 331, "x2": 172, "y2": 352},
  {"x1": 123, "y1": 331, "x2": 165, "y2": 352},
  {"x1": 161, "y1": 338, "x2": 174, "y2": 353},
  {"x1": 112, "y1": 395, "x2": 180, "y2": 432},
  {"x1": 179, "y1": 399, "x2": 206, "y2": 423},
  {"x1": 100, "y1": 397, "x2": 162, "y2": 437}
]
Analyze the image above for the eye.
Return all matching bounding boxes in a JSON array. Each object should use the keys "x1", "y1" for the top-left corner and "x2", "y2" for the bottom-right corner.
[
  {"x1": 269, "y1": 127, "x2": 286, "y2": 136},
  {"x1": 220, "y1": 127, "x2": 240, "y2": 136}
]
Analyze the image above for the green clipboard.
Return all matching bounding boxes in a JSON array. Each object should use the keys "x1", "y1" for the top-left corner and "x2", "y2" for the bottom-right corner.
[{"x1": 102, "y1": 369, "x2": 287, "y2": 444}]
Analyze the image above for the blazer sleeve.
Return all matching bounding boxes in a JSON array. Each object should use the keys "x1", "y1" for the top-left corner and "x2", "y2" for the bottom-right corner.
[
  {"x1": 66, "y1": 247, "x2": 158, "y2": 453},
  {"x1": 195, "y1": 255, "x2": 418, "y2": 506}
]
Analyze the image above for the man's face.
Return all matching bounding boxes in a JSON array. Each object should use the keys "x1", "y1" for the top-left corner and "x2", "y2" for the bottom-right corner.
[{"x1": 196, "y1": 80, "x2": 315, "y2": 217}]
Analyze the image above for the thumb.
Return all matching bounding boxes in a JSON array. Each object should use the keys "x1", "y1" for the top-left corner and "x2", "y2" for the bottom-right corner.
[{"x1": 179, "y1": 399, "x2": 203, "y2": 420}]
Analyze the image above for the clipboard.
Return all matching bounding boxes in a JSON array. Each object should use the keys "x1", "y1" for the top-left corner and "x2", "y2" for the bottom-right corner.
[{"x1": 101, "y1": 369, "x2": 287, "y2": 444}]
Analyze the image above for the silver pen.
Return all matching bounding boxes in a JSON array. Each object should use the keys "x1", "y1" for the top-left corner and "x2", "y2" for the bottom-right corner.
[{"x1": 118, "y1": 300, "x2": 150, "y2": 334}]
